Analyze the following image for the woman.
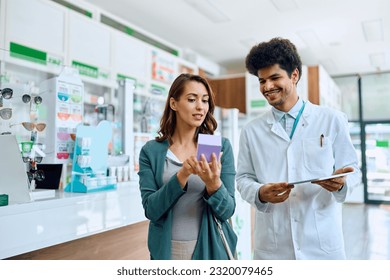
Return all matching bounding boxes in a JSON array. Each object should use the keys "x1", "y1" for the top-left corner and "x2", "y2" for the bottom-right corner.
[{"x1": 138, "y1": 73, "x2": 237, "y2": 260}]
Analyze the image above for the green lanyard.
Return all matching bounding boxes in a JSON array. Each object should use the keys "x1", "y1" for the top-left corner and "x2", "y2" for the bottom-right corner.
[{"x1": 289, "y1": 101, "x2": 306, "y2": 139}]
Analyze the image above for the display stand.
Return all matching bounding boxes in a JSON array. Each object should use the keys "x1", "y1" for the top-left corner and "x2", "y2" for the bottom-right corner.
[
  {"x1": 64, "y1": 121, "x2": 116, "y2": 193},
  {"x1": 0, "y1": 135, "x2": 31, "y2": 203},
  {"x1": 39, "y1": 66, "x2": 84, "y2": 164}
]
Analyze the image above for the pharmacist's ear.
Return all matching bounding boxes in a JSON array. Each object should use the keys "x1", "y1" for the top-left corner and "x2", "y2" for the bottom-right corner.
[
  {"x1": 291, "y1": 68, "x2": 299, "y2": 85},
  {"x1": 170, "y1": 97, "x2": 177, "y2": 111}
]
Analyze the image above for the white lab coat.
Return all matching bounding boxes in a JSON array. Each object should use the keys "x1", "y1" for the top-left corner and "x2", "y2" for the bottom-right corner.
[{"x1": 236, "y1": 101, "x2": 361, "y2": 260}]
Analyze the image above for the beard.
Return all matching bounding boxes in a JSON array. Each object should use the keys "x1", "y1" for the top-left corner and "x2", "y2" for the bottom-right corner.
[
  {"x1": 265, "y1": 89, "x2": 284, "y2": 106},
  {"x1": 264, "y1": 86, "x2": 293, "y2": 110}
]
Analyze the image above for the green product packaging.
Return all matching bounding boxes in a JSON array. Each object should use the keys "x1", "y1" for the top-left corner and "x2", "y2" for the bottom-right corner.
[{"x1": 0, "y1": 194, "x2": 9, "y2": 206}]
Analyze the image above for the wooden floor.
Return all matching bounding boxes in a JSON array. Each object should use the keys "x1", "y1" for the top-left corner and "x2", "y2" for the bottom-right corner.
[
  {"x1": 7, "y1": 203, "x2": 390, "y2": 260},
  {"x1": 7, "y1": 221, "x2": 151, "y2": 260},
  {"x1": 343, "y1": 203, "x2": 390, "y2": 260}
]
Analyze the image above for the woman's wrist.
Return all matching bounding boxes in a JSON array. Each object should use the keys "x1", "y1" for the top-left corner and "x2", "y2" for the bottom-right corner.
[
  {"x1": 176, "y1": 168, "x2": 190, "y2": 188},
  {"x1": 205, "y1": 180, "x2": 222, "y2": 195}
]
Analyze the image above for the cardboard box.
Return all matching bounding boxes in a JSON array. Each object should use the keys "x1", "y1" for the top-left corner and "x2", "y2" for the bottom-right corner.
[{"x1": 197, "y1": 134, "x2": 221, "y2": 162}]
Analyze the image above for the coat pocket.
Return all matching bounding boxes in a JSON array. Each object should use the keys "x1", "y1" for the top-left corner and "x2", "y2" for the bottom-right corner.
[
  {"x1": 314, "y1": 208, "x2": 344, "y2": 253},
  {"x1": 302, "y1": 137, "x2": 334, "y2": 173},
  {"x1": 255, "y1": 212, "x2": 277, "y2": 251}
]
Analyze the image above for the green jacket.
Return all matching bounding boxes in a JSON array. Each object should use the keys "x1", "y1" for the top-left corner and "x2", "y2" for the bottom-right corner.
[{"x1": 138, "y1": 137, "x2": 237, "y2": 260}]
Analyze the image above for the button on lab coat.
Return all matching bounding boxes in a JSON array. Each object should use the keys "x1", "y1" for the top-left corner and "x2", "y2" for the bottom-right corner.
[{"x1": 236, "y1": 101, "x2": 360, "y2": 260}]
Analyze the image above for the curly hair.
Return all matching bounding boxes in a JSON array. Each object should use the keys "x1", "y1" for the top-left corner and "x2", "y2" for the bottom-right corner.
[
  {"x1": 245, "y1": 37, "x2": 302, "y2": 83},
  {"x1": 156, "y1": 73, "x2": 218, "y2": 144}
]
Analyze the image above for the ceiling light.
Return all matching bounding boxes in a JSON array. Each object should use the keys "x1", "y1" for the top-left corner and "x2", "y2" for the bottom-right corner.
[
  {"x1": 184, "y1": 0, "x2": 230, "y2": 23},
  {"x1": 369, "y1": 53, "x2": 385, "y2": 67},
  {"x1": 296, "y1": 30, "x2": 322, "y2": 47},
  {"x1": 362, "y1": 19, "x2": 384, "y2": 42},
  {"x1": 270, "y1": 0, "x2": 298, "y2": 11}
]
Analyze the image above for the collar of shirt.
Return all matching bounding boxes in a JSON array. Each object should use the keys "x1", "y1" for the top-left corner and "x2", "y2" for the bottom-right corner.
[
  {"x1": 272, "y1": 98, "x2": 304, "y2": 121},
  {"x1": 167, "y1": 149, "x2": 182, "y2": 163}
]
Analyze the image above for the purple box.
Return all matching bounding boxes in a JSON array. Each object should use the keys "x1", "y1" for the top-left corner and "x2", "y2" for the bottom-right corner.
[{"x1": 197, "y1": 134, "x2": 222, "y2": 162}]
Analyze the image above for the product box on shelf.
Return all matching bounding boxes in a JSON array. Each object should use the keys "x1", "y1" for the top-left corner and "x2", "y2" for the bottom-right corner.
[{"x1": 64, "y1": 121, "x2": 116, "y2": 193}]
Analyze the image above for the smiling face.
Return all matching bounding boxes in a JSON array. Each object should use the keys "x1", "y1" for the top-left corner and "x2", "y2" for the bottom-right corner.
[
  {"x1": 170, "y1": 81, "x2": 210, "y2": 129},
  {"x1": 258, "y1": 64, "x2": 299, "y2": 112}
]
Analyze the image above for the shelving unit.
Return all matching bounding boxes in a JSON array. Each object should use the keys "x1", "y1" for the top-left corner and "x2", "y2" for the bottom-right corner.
[{"x1": 0, "y1": 0, "x2": 199, "y2": 167}]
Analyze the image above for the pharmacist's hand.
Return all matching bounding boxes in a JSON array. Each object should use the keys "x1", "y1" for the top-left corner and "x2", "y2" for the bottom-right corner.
[
  {"x1": 259, "y1": 182, "x2": 294, "y2": 203},
  {"x1": 197, "y1": 152, "x2": 222, "y2": 196},
  {"x1": 312, "y1": 166, "x2": 354, "y2": 192},
  {"x1": 177, "y1": 155, "x2": 200, "y2": 188}
]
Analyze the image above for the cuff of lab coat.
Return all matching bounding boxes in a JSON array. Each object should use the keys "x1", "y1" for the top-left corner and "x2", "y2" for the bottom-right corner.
[{"x1": 254, "y1": 188, "x2": 271, "y2": 212}]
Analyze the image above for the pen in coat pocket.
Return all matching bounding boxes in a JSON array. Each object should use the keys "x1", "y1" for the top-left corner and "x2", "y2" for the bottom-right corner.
[{"x1": 320, "y1": 134, "x2": 324, "y2": 147}]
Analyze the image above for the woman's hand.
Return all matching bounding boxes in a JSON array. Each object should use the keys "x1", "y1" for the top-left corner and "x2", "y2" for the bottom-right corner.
[
  {"x1": 197, "y1": 152, "x2": 222, "y2": 195},
  {"x1": 177, "y1": 155, "x2": 199, "y2": 188}
]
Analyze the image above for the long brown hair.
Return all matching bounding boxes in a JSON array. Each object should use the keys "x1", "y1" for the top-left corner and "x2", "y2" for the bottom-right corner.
[{"x1": 156, "y1": 73, "x2": 217, "y2": 144}]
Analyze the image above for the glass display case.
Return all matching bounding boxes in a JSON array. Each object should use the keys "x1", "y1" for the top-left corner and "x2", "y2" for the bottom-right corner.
[
  {"x1": 365, "y1": 123, "x2": 390, "y2": 202},
  {"x1": 112, "y1": 77, "x2": 169, "y2": 180}
]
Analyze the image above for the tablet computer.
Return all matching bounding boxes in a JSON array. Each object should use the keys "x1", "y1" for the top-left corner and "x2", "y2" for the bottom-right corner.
[{"x1": 289, "y1": 171, "x2": 355, "y2": 185}]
